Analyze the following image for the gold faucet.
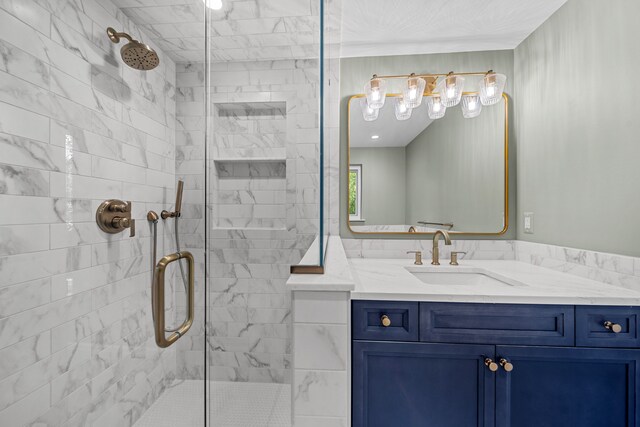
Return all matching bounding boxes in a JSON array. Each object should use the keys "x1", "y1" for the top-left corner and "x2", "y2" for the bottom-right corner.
[{"x1": 431, "y1": 230, "x2": 452, "y2": 265}]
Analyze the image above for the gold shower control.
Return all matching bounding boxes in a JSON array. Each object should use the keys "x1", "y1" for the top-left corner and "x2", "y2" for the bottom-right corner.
[{"x1": 96, "y1": 199, "x2": 135, "y2": 237}]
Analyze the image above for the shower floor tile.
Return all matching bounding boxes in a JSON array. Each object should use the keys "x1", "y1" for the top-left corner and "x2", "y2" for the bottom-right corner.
[{"x1": 133, "y1": 380, "x2": 291, "y2": 427}]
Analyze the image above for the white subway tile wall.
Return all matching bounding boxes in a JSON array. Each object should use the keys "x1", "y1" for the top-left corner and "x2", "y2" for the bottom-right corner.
[
  {"x1": 0, "y1": 1, "x2": 179, "y2": 425},
  {"x1": 175, "y1": 57, "x2": 322, "y2": 384}
]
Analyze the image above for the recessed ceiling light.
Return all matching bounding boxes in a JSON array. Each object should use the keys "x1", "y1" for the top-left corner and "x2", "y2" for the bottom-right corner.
[
  {"x1": 371, "y1": 135, "x2": 379, "y2": 140},
  {"x1": 203, "y1": 0, "x2": 222, "y2": 10}
]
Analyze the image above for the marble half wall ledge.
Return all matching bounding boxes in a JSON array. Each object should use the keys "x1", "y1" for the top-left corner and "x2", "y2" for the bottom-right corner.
[{"x1": 287, "y1": 236, "x2": 355, "y2": 292}]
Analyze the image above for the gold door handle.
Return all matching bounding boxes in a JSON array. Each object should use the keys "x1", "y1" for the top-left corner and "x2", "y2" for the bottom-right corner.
[
  {"x1": 153, "y1": 251, "x2": 195, "y2": 348},
  {"x1": 499, "y1": 358, "x2": 514, "y2": 372},
  {"x1": 381, "y1": 315, "x2": 391, "y2": 327},
  {"x1": 484, "y1": 358, "x2": 498, "y2": 372},
  {"x1": 604, "y1": 321, "x2": 622, "y2": 333}
]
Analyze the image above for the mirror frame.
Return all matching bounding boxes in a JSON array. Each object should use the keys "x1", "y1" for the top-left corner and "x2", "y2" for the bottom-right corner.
[{"x1": 346, "y1": 92, "x2": 510, "y2": 236}]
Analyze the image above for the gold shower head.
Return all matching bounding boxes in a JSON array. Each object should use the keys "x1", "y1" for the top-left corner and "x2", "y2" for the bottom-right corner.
[{"x1": 107, "y1": 27, "x2": 160, "y2": 71}]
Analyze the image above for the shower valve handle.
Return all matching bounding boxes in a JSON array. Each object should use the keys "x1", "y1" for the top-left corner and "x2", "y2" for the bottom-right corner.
[{"x1": 96, "y1": 199, "x2": 135, "y2": 237}]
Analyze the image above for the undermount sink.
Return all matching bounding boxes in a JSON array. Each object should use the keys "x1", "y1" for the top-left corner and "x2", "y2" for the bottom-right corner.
[{"x1": 409, "y1": 271, "x2": 517, "y2": 287}]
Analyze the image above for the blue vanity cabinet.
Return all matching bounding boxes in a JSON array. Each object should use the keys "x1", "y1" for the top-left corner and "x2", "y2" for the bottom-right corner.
[
  {"x1": 352, "y1": 340, "x2": 495, "y2": 427},
  {"x1": 495, "y1": 345, "x2": 640, "y2": 427},
  {"x1": 352, "y1": 301, "x2": 640, "y2": 427}
]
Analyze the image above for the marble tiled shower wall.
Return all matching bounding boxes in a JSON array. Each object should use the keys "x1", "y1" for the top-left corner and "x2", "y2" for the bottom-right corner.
[
  {"x1": 175, "y1": 59, "x2": 321, "y2": 383},
  {"x1": 0, "y1": 1, "x2": 179, "y2": 426}
]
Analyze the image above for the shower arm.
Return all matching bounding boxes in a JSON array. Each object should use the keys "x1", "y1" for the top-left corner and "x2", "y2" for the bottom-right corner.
[{"x1": 107, "y1": 27, "x2": 134, "y2": 44}]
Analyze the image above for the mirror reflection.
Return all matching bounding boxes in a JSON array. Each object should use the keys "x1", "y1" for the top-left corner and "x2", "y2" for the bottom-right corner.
[{"x1": 348, "y1": 91, "x2": 507, "y2": 234}]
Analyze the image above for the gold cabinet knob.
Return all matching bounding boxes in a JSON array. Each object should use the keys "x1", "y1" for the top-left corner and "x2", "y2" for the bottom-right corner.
[
  {"x1": 484, "y1": 358, "x2": 498, "y2": 372},
  {"x1": 604, "y1": 321, "x2": 622, "y2": 333},
  {"x1": 499, "y1": 358, "x2": 514, "y2": 372},
  {"x1": 381, "y1": 315, "x2": 391, "y2": 327}
]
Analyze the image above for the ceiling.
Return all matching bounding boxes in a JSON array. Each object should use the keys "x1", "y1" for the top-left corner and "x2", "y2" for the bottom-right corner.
[
  {"x1": 350, "y1": 98, "x2": 433, "y2": 148},
  {"x1": 341, "y1": 0, "x2": 568, "y2": 58},
  {"x1": 114, "y1": 0, "x2": 567, "y2": 63},
  {"x1": 112, "y1": 0, "x2": 319, "y2": 63}
]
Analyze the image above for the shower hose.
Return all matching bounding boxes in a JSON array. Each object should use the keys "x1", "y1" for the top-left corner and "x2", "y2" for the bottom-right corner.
[{"x1": 150, "y1": 215, "x2": 189, "y2": 333}]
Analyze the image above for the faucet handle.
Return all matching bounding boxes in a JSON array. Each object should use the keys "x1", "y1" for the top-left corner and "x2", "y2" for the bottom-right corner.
[
  {"x1": 450, "y1": 251, "x2": 467, "y2": 266},
  {"x1": 407, "y1": 251, "x2": 423, "y2": 265}
]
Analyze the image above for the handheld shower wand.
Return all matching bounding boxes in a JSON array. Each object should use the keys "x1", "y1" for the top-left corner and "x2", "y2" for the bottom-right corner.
[{"x1": 161, "y1": 180, "x2": 183, "y2": 219}]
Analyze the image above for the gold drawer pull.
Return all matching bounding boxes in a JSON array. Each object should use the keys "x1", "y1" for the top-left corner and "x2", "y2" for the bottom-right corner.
[
  {"x1": 484, "y1": 358, "x2": 498, "y2": 372},
  {"x1": 499, "y1": 358, "x2": 514, "y2": 372},
  {"x1": 381, "y1": 315, "x2": 391, "y2": 327},
  {"x1": 604, "y1": 321, "x2": 622, "y2": 333}
]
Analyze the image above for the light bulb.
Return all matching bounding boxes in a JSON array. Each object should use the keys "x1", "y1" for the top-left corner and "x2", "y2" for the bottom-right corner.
[
  {"x1": 402, "y1": 76, "x2": 426, "y2": 109},
  {"x1": 480, "y1": 72, "x2": 506, "y2": 106},
  {"x1": 203, "y1": 0, "x2": 223, "y2": 9},
  {"x1": 394, "y1": 96, "x2": 412, "y2": 121},
  {"x1": 365, "y1": 77, "x2": 387, "y2": 110},
  {"x1": 427, "y1": 95, "x2": 446, "y2": 119},
  {"x1": 360, "y1": 98, "x2": 379, "y2": 122},
  {"x1": 436, "y1": 74, "x2": 465, "y2": 107},
  {"x1": 461, "y1": 94, "x2": 482, "y2": 118}
]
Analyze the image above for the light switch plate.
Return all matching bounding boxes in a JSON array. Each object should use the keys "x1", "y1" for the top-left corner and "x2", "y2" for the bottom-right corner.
[{"x1": 523, "y1": 212, "x2": 534, "y2": 234}]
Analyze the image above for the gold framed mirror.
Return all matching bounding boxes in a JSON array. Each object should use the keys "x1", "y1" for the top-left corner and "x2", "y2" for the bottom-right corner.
[{"x1": 347, "y1": 92, "x2": 509, "y2": 236}]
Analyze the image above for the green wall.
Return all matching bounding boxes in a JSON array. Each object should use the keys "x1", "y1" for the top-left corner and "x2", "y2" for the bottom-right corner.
[
  {"x1": 405, "y1": 102, "x2": 505, "y2": 232},
  {"x1": 515, "y1": 0, "x2": 640, "y2": 256},
  {"x1": 340, "y1": 50, "x2": 516, "y2": 239},
  {"x1": 350, "y1": 147, "x2": 406, "y2": 225}
]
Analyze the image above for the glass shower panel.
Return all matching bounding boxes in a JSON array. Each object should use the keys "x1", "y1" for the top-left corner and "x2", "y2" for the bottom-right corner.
[{"x1": 204, "y1": 0, "x2": 324, "y2": 424}]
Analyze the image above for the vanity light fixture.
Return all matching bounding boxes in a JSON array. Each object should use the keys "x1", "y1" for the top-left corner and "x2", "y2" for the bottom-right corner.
[
  {"x1": 461, "y1": 94, "x2": 482, "y2": 118},
  {"x1": 480, "y1": 70, "x2": 507, "y2": 106},
  {"x1": 361, "y1": 70, "x2": 506, "y2": 121},
  {"x1": 360, "y1": 98, "x2": 379, "y2": 121},
  {"x1": 426, "y1": 95, "x2": 446, "y2": 119},
  {"x1": 364, "y1": 75, "x2": 387, "y2": 110},
  {"x1": 371, "y1": 135, "x2": 380, "y2": 140},
  {"x1": 402, "y1": 74, "x2": 426, "y2": 108},
  {"x1": 394, "y1": 96, "x2": 412, "y2": 121}
]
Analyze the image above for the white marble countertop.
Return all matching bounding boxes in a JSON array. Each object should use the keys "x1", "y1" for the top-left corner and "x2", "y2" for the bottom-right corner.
[
  {"x1": 349, "y1": 258, "x2": 640, "y2": 305},
  {"x1": 287, "y1": 236, "x2": 356, "y2": 291}
]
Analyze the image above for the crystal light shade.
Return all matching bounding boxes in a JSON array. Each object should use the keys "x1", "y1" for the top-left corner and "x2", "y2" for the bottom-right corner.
[
  {"x1": 402, "y1": 76, "x2": 426, "y2": 109},
  {"x1": 461, "y1": 94, "x2": 482, "y2": 118},
  {"x1": 364, "y1": 77, "x2": 387, "y2": 110},
  {"x1": 394, "y1": 97, "x2": 412, "y2": 121},
  {"x1": 480, "y1": 72, "x2": 507, "y2": 105},
  {"x1": 436, "y1": 74, "x2": 465, "y2": 107},
  {"x1": 426, "y1": 95, "x2": 446, "y2": 119},
  {"x1": 360, "y1": 98, "x2": 379, "y2": 121}
]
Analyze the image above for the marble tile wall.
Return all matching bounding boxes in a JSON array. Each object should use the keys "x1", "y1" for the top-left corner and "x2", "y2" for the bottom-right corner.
[
  {"x1": 515, "y1": 241, "x2": 640, "y2": 292},
  {"x1": 174, "y1": 58, "x2": 321, "y2": 383},
  {"x1": 0, "y1": 1, "x2": 178, "y2": 425},
  {"x1": 292, "y1": 291, "x2": 350, "y2": 427},
  {"x1": 341, "y1": 238, "x2": 517, "y2": 261}
]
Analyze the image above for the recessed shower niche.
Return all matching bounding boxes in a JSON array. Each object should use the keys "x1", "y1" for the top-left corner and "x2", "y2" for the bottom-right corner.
[{"x1": 212, "y1": 102, "x2": 288, "y2": 230}]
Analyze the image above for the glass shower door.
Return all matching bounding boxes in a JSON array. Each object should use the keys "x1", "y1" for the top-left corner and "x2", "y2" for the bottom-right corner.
[{"x1": 203, "y1": 0, "x2": 326, "y2": 425}]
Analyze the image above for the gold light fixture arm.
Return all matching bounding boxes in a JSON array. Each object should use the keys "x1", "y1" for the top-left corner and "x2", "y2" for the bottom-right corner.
[{"x1": 153, "y1": 251, "x2": 195, "y2": 348}]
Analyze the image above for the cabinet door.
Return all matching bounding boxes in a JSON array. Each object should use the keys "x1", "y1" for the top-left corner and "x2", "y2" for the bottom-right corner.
[
  {"x1": 496, "y1": 346, "x2": 640, "y2": 427},
  {"x1": 353, "y1": 341, "x2": 495, "y2": 427}
]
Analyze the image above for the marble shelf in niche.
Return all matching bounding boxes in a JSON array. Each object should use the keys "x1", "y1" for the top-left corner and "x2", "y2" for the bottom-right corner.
[{"x1": 212, "y1": 101, "x2": 289, "y2": 231}]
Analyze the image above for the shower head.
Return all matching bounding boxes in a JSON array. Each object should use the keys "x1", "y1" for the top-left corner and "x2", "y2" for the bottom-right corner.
[{"x1": 107, "y1": 27, "x2": 159, "y2": 71}]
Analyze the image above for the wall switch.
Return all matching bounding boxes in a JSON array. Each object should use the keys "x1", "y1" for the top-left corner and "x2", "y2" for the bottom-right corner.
[{"x1": 523, "y1": 212, "x2": 534, "y2": 234}]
